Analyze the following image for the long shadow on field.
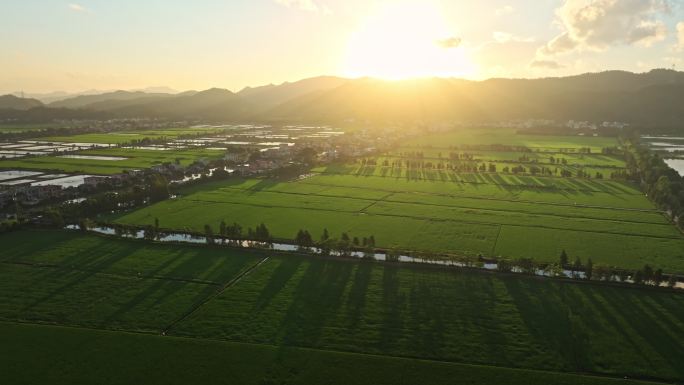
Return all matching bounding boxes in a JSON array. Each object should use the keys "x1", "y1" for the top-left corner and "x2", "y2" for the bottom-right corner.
[
  {"x1": 378, "y1": 266, "x2": 405, "y2": 352},
  {"x1": 482, "y1": 173, "x2": 516, "y2": 193},
  {"x1": 345, "y1": 261, "x2": 373, "y2": 329},
  {"x1": 501, "y1": 278, "x2": 582, "y2": 372},
  {"x1": 21, "y1": 241, "x2": 142, "y2": 313},
  {"x1": 445, "y1": 275, "x2": 512, "y2": 365},
  {"x1": 252, "y1": 258, "x2": 302, "y2": 312},
  {"x1": 278, "y1": 260, "x2": 353, "y2": 347},
  {"x1": 583, "y1": 288, "x2": 684, "y2": 379},
  {"x1": 99, "y1": 249, "x2": 241, "y2": 330},
  {"x1": 404, "y1": 273, "x2": 447, "y2": 359},
  {"x1": 601, "y1": 181, "x2": 635, "y2": 195},
  {"x1": 243, "y1": 178, "x2": 279, "y2": 194}
]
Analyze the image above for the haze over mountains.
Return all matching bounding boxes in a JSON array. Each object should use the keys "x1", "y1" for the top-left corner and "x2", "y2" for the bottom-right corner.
[{"x1": 2, "y1": 70, "x2": 684, "y2": 130}]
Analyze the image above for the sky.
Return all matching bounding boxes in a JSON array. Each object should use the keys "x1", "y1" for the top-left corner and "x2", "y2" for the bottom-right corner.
[{"x1": 1, "y1": 0, "x2": 683, "y2": 94}]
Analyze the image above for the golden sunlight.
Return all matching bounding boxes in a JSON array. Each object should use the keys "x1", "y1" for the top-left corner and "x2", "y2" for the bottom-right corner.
[{"x1": 343, "y1": 1, "x2": 477, "y2": 80}]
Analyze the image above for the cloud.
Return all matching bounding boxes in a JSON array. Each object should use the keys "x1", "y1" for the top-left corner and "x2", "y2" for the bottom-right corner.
[
  {"x1": 68, "y1": 3, "x2": 88, "y2": 13},
  {"x1": 274, "y1": 0, "x2": 330, "y2": 14},
  {"x1": 436, "y1": 36, "x2": 462, "y2": 49},
  {"x1": 495, "y1": 5, "x2": 515, "y2": 16},
  {"x1": 538, "y1": 0, "x2": 670, "y2": 57},
  {"x1": 674, "y1": 21, "x2": 684, "y2": 51},
  {"x1": 530, "y1": 59, "x2": 566, "y2": 69}
]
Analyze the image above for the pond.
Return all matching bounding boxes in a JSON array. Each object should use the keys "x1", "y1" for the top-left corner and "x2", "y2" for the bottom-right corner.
[{"x1": 664, "y1": 158, "x2": 684, "y2": 176}]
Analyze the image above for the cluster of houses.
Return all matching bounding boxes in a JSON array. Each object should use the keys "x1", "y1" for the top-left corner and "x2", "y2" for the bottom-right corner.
[
  {"x1": 0, "y1": 125, "x2": 391, "y2": 211},
  {"x1": 0, "y1": 184, "x2": 64, "y2": 208}
]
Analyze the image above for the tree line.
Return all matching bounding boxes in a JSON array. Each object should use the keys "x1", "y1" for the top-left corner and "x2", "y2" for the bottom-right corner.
[{"x1": 624, "y1": 136, "x2": 684, "y2": 227}]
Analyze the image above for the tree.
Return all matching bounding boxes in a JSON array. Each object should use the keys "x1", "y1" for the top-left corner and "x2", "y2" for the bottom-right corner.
[
  {"x1": 255, "y1": 223, "x2": 270, "y2": 241},
  {"x1": 321, "y1": 228, "x2": 329, "y2": 242},
  {"x1": 295, "y1": 229, "x2": 312, "y2": 248},
  {"x1": 559, "y1": 249, "x2": 568, "y2": 267},
  {"x1": 296, "y1": 147, "x2": 318, "y2": 165},
  {"x1": 572, "y1": 256, "x2": 582, "y2": 276},
  {"x1": 585, "y1": 258, "x2": 594, "y2": 280},
  {"x1": 642, "y1": 264, "x2": 654, "y2": 284},
  {"x1": 497, "y1": 258, "x2": 512, "y2": 272},
  {"x1": 204, "y1": 224, "x2": 214, "y2": 244},
  {"x1": 338, "y1": 232, "x2": 351, "y2": 255},
  {"x1": 352, "y1": 236, "x2": 359, "y2": 246},
  {"x1": 228, "y1": 222, "x2": 242, "y2": 239},
  {"x1": 148, "y1": 174, "x2": 170, "y2": 203},
  {"x1": 46, "y1": 209, "x2": 64, "y2": 228},
  {"x1": 516, "y1": 258, "x2": 535, "y2": 275},
  {"x1": 114, "y1": 224, "x2": 124, "y2": 237},
  {"x1": 144, "y1": 225, "x2": 155, "y2": 240},
  {"x1": 368, "y1": 235, "x2": 376, "y2": 247},
  {"x1": 78, "y1": 218, "x2": 91, "y2": 232},
  {"x1": 653, "y1": 268, "x2": 663, "y2": 286},
  {"x1": 633, "y1": 270, "x2": 644, "y2": 285},
  {"x1": 220, "y1": 220, "x2": 227, "y2": 239}
]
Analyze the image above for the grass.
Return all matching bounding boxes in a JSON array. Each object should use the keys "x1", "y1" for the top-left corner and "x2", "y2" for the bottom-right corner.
[
  {"x1": 400, "y1": 128, "x2": 620, "y2": 152},
  {"x1": 39, "y1": 127, "x2": 233, "y2": 144},
  {"x1": 1, "y1": 322, "x2": 657, "y2": 385},
  {"x1": 171, "y1": 254, "x2": 684, "y2": 381},
  {"x1": 386, "y1": 150, "x2": 627, "y2": 167},
  {"x1": 0, "y1": 230, "x2": 261, "y2": 331},
  {"x1": 304, "y1": 172, "x2": 653, "y2": 208},
  {"x1": 0, "y1": 147, "x2": 225, "y2": 174},
  {"x1": 0, "y1": 124, "x2": 52, "y2": 133},
  {"x1": 0, "y1": 230, "x2": 681, "y2": 382},
  {"x1": 111, "y1": 177, "x2": 684, "y2": 271}
]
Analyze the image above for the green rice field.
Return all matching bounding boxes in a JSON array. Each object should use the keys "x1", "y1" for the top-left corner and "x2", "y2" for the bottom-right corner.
[
  {"x1": 0, "y1": 147, "x2": 224, "y2": 174},
  {"x1": 1, "y1": 230, "x2": 681, "y2": 383},
  {"x1": 112, "y1": 175, "x2": 684, "y2": 271},
  {"x1": 111, "y1": 130, "x2": 682, "y2": 270},
  {"x1": 2, "y1": 322, "x2": 657, "y2": 385},
  {"x1": 40, "y1": 127, "x2": 234, "y2": 144}
]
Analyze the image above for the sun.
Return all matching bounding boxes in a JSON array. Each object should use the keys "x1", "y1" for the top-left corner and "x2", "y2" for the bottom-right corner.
[{"x1": 343, "y1": 1, "x2": 477, "y2": 80}]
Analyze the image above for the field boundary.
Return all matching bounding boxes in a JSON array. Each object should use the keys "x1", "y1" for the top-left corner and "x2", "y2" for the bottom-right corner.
[
  {"x1": 296, "y1": 179, "x2": 659, "y2": 212},
  {"x1": 214, "y1": 185, "x2": 669, "y2": 224},
  {"x1": 176, "y1": 197, "x2": 682, "y2": 240},
  {"x1": 161, "y1": 256, "x2": 270, "y2": 335}
]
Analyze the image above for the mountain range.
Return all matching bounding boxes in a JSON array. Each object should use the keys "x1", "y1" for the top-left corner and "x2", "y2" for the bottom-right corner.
[{"x1": 2, "y1": 70, "x2": 684, "y2": 130}]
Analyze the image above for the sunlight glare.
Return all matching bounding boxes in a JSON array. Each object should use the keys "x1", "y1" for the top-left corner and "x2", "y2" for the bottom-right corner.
[{"x1": 343, "y1": 1, "x2": 477, "y2": 80}]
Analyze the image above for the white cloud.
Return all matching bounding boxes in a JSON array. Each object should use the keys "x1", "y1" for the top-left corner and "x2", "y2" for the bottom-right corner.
[
  {"x1": 538, "y1": 0, "x2": 670, "y2": 57},
  {"x1": 274, "y1": 0, "x2": 330, "y2": 14},
  {"x1": 674, "y1": 21, "x2": 684, "y2": 51},
  {"x1": 68, "y1": 3, "x2": 88, "y2": 13},
  {"x1": 495, "y1": 5, "x2": 515, "y2": 16}
]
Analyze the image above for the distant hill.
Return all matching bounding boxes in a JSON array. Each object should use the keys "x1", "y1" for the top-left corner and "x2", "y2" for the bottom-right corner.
[
  {"x1": 108, "y1": 88, "x2": 252, "y2": 120},
  {"x1": 48, "y1": 90, "x2": 177, "y2": 109},
  {"x1": 261, "y1": 70, "x2": 684, "y2": 128},
  {"x1": 0, "y1": 95, "x2": 43, "y2": 110},
  {"x1": 238, "y1": 76, "x2": 348, "y2": 110},
  {"x1": 4, "y1": 69, "x2": 684, "y2": 130}
]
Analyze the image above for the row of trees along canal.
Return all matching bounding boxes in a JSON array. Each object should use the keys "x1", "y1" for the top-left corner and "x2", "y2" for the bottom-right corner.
[
  {"x1": 65, "y1": 217, "x2": 681, "y2": 290},
  {"x1": 624, "y1": 134, "x2": 684, "y2": 228}
]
